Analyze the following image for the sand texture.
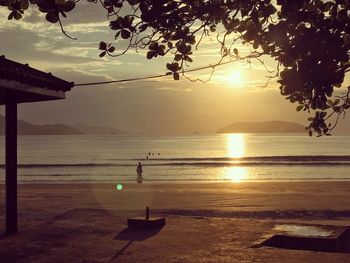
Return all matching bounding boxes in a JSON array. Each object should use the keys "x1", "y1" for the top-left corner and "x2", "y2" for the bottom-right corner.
[{"x1": 0, "y1": 182, "x2": 350, "y2": 262}]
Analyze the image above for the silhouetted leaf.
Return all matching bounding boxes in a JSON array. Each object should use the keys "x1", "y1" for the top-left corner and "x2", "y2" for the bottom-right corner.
[
  {"x1": 121, "y1": 29, "x2": 130, "y2": 39},
  {"x1": 46, "y1": 11, "x2": 59, "y2": 23},
  {"x1": 99, "y1": 41, "x2": 107, "y2": 50},
  {"x1": 296, "y1": 105, "x2": 303, "y2": 111},
  {"x1": 60, "y1": 1, "x2": 76, "y2": 12},
  {"x1": 147, "y1": 51, "x2": 154, "y2": 59},
  {"x1": 174, "y1": 54, "x2": 182, "y2": 61},
  {"x1": 173, "y1": 72, "x2": 180, "y2": 80}
]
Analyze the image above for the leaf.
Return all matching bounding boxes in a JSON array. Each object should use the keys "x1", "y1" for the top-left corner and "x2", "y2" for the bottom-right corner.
[
  {"x1": 99, "y1": 51, "x2": 106, "y2": 57},
  {"x1": 308, "y1": 130, "x2": 312, "y2": 136},
  {"x1": 186, "y1": 56, "x2": 193, "y2": 62},
  {"x1": 177, "y1": 42, "x2": 187, "y2": 54},
  {"x1": 296, "y1": 105, "x2": 303, "y2": 111},
  {"x1": 55, "y1": 0, "x2": 65, "y2": 5},
  {"x1": 320, "y1": 111, "x2": 327, "y2": 118},
  {"x1": 149, "y1": 42, "x2": 159, "y2": 50},
  {"x1": 108, "y1": 46, "x2": 115, "y2": 53},
  {"x1": 127, "y1": 0, "x2": 140, "y2": 5},
  {"x1": 147, "y1": 51, "x2": 154, "y2": 59},
  {"x1": 173, "y1": 62, "x2": 179, "y2": 70},
  {"x1": 99, "y1": 41, "x2": 107, "y2": 50},
  {"x1": 173, "y1": 72, "x2": 180, "y2": 80},
  {"x1": 20, "y1": 0, "x2": 29, "y2": 10},
  {"x1": 139, "y1": 24, "x2": 148, "y2": 32},
  {"x1": 60, "y1": 1, "x2": 76, "y2": 13},
  {"x1": 166, "y1": 63, "x2": 173, "y2": 70},
  {"x1": 174, "y1": 54, "x2": 182, "y2": 61},
  {"x1": 114, "y1": 31, "x2": 121, "y2": 39},
  {"x1": 333, "y1": 106, "x2": 341, "y2": 113},
  {"x1": 233, "y1": 48, "x2": 238, "y2": 55},
  {"x1": 8, "y1": 12, "x2": 14, "y2": 20},
  {"x1": 121, "y1": 30, "x2": 131, "y2": 39},
  {"x1": 38, "y1": 1, "x2": 55, "y2": 12},
  {"x1": 46, "y1": 11, "x2": 59, "y2": 23},
  {"x1": 14, "y1": 12, "x2": 22, "y2": 20}
]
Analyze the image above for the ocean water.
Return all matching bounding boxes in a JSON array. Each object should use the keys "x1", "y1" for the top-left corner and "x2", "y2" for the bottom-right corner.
[{"x1": 0, "y1": 134, "x2": 350, "y2": 183}]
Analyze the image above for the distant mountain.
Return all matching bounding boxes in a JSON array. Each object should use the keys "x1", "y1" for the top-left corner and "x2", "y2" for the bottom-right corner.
[
  {"x1": 0, "y1": 115, "x2": 81, "y2": 135},
  {"x1": 0, "y1": 115, "x2": 128, "y2": 135},
  {"x1": 217, "y1": 121, "x2": 305, "y2": 134},
  {"x1": 72, "y1": 124, "x2": 128, "y2": 135}
]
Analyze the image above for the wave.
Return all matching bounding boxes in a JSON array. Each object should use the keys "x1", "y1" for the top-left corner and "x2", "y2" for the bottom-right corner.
[
  {"x1": 1, "y1": 155, "x2": 350, "y2": 169},
  {"x1": 2, "y1": 162, "x2": 350, "y2": 169},
  {"x1": 112, "y1": 155, "x2": 350, "y2": 162},
  {"x1": 2, "y1": 176, "x2": 350, "y2": 182}
]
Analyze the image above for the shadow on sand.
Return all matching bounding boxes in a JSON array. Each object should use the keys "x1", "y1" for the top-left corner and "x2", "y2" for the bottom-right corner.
[
  {"x1": 0, "y1": 233, "x2": 12, "y2": 240},
  {"x1": 109, "y1": 226, "x2": 164, "y2": 261}
]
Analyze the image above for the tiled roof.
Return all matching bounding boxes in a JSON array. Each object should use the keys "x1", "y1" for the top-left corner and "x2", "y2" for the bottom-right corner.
[{"x1": 0, "y1": 55, "x2": 74, "y2": 92}]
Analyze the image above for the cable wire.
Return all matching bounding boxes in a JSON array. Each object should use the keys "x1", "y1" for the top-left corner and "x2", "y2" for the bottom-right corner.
[{"x1": 74, "y1": 60, "x2": 235, "y2": 87}]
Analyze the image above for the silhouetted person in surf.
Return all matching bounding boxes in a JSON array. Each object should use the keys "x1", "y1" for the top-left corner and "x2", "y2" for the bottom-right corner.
[{"x1": 136, "y1": 162, "x2": 143, "y2": 183}]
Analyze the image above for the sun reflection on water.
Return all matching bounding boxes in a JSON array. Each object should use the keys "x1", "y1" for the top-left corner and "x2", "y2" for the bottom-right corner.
[
  {"x1": 223, "y1": 134, "x2": 248, "y2": 182},
  {"x1": 226, "y1": 133, "x2": 246, "y2": 158},
  {"x1": 223, "y1": 167, "x2": 248, "y2": 183}
]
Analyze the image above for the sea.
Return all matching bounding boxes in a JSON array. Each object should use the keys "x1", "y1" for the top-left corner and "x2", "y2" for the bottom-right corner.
[{"x1": 0, "y1": 134, "x2": 350, "y2": 183}]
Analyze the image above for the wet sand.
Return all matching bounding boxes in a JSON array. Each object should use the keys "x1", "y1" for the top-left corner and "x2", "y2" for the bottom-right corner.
[{"x1": 0, "y1": 181, "x2": 350, "y2": 262}]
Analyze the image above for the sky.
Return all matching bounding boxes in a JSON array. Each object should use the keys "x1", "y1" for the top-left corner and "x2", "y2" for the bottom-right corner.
[{"x1": 0, "y1": 2, "x2": 349, "y2": 135}]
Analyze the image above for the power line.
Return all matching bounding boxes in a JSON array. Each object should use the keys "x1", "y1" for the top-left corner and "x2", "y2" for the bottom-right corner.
[{"x1": 74, "y1": 60, "x2": 235, "y2": 87}]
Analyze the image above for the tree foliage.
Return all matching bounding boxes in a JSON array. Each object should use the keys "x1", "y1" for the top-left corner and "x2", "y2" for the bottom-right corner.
[{"x1": 1, "y1": 0, "x2": 350, "y2": 135}]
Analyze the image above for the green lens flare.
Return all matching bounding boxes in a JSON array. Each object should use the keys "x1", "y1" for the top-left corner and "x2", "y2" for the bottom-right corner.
[{"x1": 116, "y1": 184, "x2": 123, "y2": 191}]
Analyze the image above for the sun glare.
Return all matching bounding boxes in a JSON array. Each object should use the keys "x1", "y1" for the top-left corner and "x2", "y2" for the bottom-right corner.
[
  {"x1": 223, "y1": 167, "x2": 248, "y2": 183},
  {"x1": 227, "y1": 70, "x2": 243, "y2": 87},
  {"x1": 226, "y1": 133, "x2": 246, "y2": 158}
]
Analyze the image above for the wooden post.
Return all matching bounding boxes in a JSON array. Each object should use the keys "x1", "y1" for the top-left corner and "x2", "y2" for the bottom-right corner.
[{"x1": 5, "y1": 100, "x2": 17, "y2": 234}]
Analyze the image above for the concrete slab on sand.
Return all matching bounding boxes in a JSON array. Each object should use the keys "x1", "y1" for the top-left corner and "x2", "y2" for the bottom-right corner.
[
  {"x1": 1, "y1": 208, "x2": 350, "y2": 262},
  {"x1": 127, "y1": 207, "x2": 166, "y2": 229},
  {"x1": 256, "y1": 224, "x2": 350, "y2": 253}
]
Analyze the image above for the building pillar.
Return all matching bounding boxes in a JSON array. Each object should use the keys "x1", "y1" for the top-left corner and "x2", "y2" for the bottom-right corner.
[{"x1": 5, "y1": 100, "x2": 17, "y2": 234}]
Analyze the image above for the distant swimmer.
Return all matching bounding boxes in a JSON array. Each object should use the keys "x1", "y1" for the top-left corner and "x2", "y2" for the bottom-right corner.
[{"x1": 136, "y1": 162, "x2": 143, "y2": 183}]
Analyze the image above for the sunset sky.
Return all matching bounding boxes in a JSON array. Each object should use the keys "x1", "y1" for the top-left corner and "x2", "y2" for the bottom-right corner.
[{"x1": 1, "y1": 2, "x2": 349, "y2": 135}]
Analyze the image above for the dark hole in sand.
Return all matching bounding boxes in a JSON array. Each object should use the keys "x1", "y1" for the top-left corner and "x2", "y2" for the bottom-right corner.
[{"x1": 256, "y1": 224, "x2": 350, "y2": 253}]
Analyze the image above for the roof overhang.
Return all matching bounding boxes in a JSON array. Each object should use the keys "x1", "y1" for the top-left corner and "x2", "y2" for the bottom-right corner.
[
  {"x1": 0, "y1": 79, "x2": 66, "y2": 105},
  {"x1": 0, "y1": 56, "x2": 74, "y2": 105}
]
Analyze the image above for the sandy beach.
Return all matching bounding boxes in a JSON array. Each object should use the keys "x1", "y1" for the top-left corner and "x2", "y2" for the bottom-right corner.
[{"x1": 1, "y1": 181, "x2": 350, "y2": 262}]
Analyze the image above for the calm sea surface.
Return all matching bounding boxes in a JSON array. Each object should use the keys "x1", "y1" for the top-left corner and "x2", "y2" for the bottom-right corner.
[{"x1": 0, "y1": 134, "x2": 350, "y2": 183}]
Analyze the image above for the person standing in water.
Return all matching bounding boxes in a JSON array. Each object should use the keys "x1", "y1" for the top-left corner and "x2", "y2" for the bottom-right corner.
[{"x1": 136, "y1": 162, "x2": 143, "y2": 183}]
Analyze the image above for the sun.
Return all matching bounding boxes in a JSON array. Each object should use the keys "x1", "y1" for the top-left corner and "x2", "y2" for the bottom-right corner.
[{"x1": 227, "y1": 70, "x2": 243, "y2": 87}]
